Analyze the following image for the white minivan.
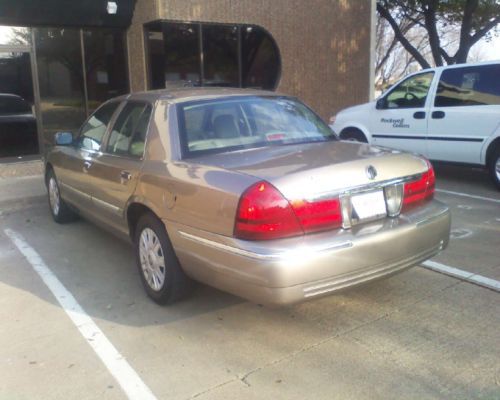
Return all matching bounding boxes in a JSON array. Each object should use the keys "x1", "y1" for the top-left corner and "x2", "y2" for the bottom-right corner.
[{"x1": 330, "y1": 61, "x2": 500, "y2": 189}]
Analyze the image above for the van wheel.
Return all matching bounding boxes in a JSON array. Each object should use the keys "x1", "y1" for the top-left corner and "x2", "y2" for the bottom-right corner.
[
  {"x1": 488, "y1": 147, "x2": 500, "y2": 190},
  {"x1": 47, "y1": 170, "x2": 77, "y2": 223},
  {"x1": 340, "y1": 128, "x2": 368, "y2": 143},
  {"x1": 134, "y1": 213, "x2": 191, "y2": 304}
]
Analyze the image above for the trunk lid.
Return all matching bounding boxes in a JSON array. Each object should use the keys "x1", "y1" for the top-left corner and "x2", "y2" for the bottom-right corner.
[{"x1": 189, "y1": 141, "x2": 427, "y2": 199}]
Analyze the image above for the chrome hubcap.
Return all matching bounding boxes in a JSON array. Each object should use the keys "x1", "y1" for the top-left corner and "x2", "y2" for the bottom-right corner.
[
  {"x1": 139, "y1": 228, "x2": 166, "y2": 291},
  {"x1": 495, "y1": 157, "x2": 500, "y2": 181},
  {"x1": 48, "y1": 177, "x2": 60, "y2": 216}
]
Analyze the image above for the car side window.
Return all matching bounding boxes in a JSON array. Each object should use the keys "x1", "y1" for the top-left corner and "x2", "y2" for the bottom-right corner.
[
  {"x1": 107, "y1": 102, "x2": 152, "y2": 158},
  {"x1": 435, "y1": 65, "x2": 500, "y2": 107},
  {"x1": 77, "y1": 102, "x2": 119, "y2": 151},
  {"x1": 385, "y1": 72, "x2": 434, "y2": 109}
]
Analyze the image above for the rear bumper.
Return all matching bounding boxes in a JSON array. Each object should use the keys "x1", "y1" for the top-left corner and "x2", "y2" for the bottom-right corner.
[{"x1": 166, "y1": 200, "x2": 451, "y2": 305}]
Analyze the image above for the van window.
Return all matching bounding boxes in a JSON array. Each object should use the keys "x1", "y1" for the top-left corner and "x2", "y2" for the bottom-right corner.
[
  {"x1": 435, "y1": 64, "x2": 500, "y2": 107},
  {"x1": 385, "y1": 72, "x2": 434, "y2": 109}
]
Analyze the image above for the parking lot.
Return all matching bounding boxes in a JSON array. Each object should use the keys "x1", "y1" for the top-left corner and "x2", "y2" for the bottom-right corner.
[{"x1": 1, "y1": 162, "x2": 499, "y2": 400}]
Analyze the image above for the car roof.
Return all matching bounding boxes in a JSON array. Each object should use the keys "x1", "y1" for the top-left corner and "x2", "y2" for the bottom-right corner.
[{"x1": 111, "y1": 87, "x2": 286, "y2": 104}]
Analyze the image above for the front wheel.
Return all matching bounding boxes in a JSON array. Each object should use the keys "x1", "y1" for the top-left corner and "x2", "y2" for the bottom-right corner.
[
  {"x1": 488, "y1": 147, "x2": 500, "y2": 190},
  {"x1": 47, "y1": 170, "x2": 77, "y2": 223},
  {"x1": 134, "y1": 213, "x2": 191, "y2": 304}
]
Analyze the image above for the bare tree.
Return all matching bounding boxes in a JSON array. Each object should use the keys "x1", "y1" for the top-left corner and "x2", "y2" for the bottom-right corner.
[{"x1": 377, "y1": 0, "x2": 500, "y2": 68}]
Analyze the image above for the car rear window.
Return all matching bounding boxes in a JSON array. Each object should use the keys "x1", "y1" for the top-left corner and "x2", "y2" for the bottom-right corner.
[{"x1": 177, "y1": 96, "x2": 335, "y2": 157}]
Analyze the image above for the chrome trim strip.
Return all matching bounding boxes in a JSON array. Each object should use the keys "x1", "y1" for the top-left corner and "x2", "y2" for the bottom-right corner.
[
  {"x1": 309, "y1": 173, "x2": 421, "y2": 202},
  {"x1": 414, "y1": 208, "x2": 449, "y2": 227},
  {"x1": 59, "y1": 182, "x2": 92, "y2": 201},
  {"x1": 92, "y1": 196, "x2": 122, "y2": 214},
  {"x1": 178, "y1": 231, "x2": 353, "y2": 261}
]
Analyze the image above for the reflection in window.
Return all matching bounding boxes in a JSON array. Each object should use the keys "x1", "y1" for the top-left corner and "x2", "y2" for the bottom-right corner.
[
  {"x1": 203, "y1": 25, "x2": 239, "y2": 87},
  {"x1": 0, "y1": 26, "x2": 30, "y2": 46},
  {"x1": 78, "y1": 101, "x2": 119, "y2": 151},
  {"x1": 83, "y1": 29, "x2": 128, "y2": 113},
  {"x1": 241, "y1": 26, "x2": 280, "y2": 90},
  {"x1": 145, "y1": 21, "x2": 280, "y2": 91},
  {"x1": 35, "y1": 28, "x2": 86, "y2": 143},
  {"x1": 164, "y1": 23, "x2": 200, "y2": 87},
  {"x1": 386, "y1": 72, "x2": 434, "y2": 109},
  {"x1": 435, "y1": 65, "x2": 500, "y2": 107}
]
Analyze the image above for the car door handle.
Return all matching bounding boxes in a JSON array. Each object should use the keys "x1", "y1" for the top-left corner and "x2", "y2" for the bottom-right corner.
[
  {"x1": 83, "y1": 161, "x2": 92, "y2": 171},
  {"x1": 432, "y1": 111, "x2": 445, "y2": 119},
  {"x1": 120, "y1": 170, "x2": 132, "y2": 181},
  {"x1": 413, "y1": 111, "x2": 426, "y2": 119}
]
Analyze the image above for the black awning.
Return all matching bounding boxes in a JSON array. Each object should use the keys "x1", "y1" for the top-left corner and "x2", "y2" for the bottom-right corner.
[{"x1": 0, "y1": 0, "x2": 136, "y2": 28}]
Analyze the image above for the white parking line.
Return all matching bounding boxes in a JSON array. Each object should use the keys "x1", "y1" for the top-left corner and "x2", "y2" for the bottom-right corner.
[
  {"x1": 4, "y1": 228, "x2": 157, "y2": 400},
  {"x1": 421, "y1": 260, "x2": 500, "y2": 292},
  {"x1": 436, "y1": 189, "x2": 500, "y2": 204}
]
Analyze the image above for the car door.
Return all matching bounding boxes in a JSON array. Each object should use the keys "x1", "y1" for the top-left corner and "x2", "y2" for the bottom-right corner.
[
  {"x1": 88, "y1": 101, "x2": 153, "y2": 236},
  {"x1": 55, "y1": 101, "x2": 121, "y2": 211},
  {"x1": 427, "y1": 64, "x2": 500, "y2": 164},
  {"x1": 370, "y1": 71, "x2": 435, "y2": 157}
]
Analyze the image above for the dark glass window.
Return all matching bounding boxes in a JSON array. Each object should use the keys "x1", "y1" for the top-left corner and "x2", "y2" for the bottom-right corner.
[
  {"x1": 146, "y1": 23, "x2": 167, "y2": 90},
  {"x1": 107, "y1": 102, "x2": 151, "y2": 157},
  {"x1": 241, "y1": 26, "x2": 280, "y2": 90},
  {"x1": 385, "y1": 72, "x2": 434, "y2": 109},
  {"x1": 35, "y1": 28, "x2": 86, "y2": 141},
  {"x1": 77, "y1": 101, "x2": 119, "y2": 151},
  {"x1": 145, "y1": 21, "x2": 280, "y2": 91},
  {"x1": 435, "y1": 65, "x2": 500, "y2": 107},
  {"x1": 164, "y1": 23, "x2": 200, "y2": 87},
  {"x1": 202, "y1": 25, "x2": 239, "y2": 87},
  {"x1": 178, "y1": 96, "x2": 334, "y2": 157},
  {"x1": 83, "y1": 29, "x2": 128, "y2": 113}
]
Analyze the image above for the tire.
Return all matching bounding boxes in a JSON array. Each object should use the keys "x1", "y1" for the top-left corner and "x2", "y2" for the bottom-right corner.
[
  {"x1": 488, "y1": 146, "x2": 500, "y2": 190},
  {"x1": 340, "y1": 128, "x2": 368, "y2": 143},
  {"x1": 134, "y1": 213, "x2": 191, "y2": 304},
  {"x1": 47, "y1": 169, "x2": 77, "y2": 223}
]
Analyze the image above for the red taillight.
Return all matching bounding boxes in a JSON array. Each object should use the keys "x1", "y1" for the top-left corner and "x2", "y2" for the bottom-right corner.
[
  {"x1": 290, "y1": 198, "x2": 342, "y2": 234},
  {"x1": 234, "y1": 182, "x2": 303, "y2": 240},
  {"x1": 402, "y1": 160, "x2": 435, "y2": 211},
  {"x1": 234, "y1": 181, "x2": 343, "y2": 240}
]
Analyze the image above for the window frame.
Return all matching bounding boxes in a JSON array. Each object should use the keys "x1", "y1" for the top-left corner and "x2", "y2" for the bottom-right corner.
[
  {"x1": 143, "y1": 20, "x2": 282, "y2": 91},
  {"x1": 74, "y1": 100, "x2": 122, "y2": 153},
  {"x1": 379, "y1": 71, "x2": 435, "y2": 110},
  {"x1": 434, "y1": 64, "x2": 500, "y2": 108},
  {"x1": 176, "y1": 95, "x2": 336, "y2": 159},
  {"x1": 102, "y1": 100, "x2": 154, "y2": 160}
]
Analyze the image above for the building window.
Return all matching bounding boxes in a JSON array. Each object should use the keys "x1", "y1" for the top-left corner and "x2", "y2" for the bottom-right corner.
[{"x1": 145, "y1": 21, "x2": 280, "y2": 91}]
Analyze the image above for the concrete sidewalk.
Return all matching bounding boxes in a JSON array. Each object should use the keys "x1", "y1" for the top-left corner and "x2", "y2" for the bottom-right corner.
[{"x1": 0, "y1": 175, "x2": 46, "y2": 213}]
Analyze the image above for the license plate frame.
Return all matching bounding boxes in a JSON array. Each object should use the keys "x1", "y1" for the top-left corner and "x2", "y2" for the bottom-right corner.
[{"x1": 349, "y1": 189, "x2": 387, "y2": 226}]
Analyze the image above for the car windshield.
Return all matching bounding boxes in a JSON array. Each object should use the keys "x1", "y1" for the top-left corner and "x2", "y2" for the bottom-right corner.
[
  {"x1": 177, "y1": 96, "x2": 335, "y2": 157},
  {"x1": 0, "y1": 95, "x2": 31, "y2": 115}
]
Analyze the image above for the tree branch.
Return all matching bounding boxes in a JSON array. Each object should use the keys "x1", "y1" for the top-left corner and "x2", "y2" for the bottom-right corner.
[{"x1": 377, "y1": 2, "x2": 431, "y2": 69}]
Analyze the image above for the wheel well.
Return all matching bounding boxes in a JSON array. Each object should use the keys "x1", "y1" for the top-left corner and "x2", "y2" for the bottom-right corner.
[
  {"x1": 127, "y1": 203, "x2": 156, "y2": 240},
  {"x1": 486, "y1": 137, "x2": 500, "y2": 166},
  {"x1": 340, "y1": 127, "x2": 367, "y2": 142}
]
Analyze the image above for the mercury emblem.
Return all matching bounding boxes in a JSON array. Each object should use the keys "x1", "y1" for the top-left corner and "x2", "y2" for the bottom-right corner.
[{"x1": 366, "y1": 165, "x2": 377, "y2": 180}]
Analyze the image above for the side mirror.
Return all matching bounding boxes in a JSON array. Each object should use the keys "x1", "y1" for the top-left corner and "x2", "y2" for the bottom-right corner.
[
  {"x1": 54, "y1": 132, "x2": 73, "y2": 146},
  {"x1": 375, "y1": 97, "x2": 386, "y2": 110}
]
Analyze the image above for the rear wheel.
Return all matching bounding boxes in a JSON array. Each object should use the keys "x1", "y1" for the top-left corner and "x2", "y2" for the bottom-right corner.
[
  {"x1": 134, "y1": 213, "x2": 191, "y2": 304},
  {"x1": 488, "y1": 146, "x2": 500, "y2": 190},
  {"x1": 47, "y1": 169, "x2": 77, "y2": 223},
  {"x1": 340, "y1": 128, "x2": 368, "y2": 143}
]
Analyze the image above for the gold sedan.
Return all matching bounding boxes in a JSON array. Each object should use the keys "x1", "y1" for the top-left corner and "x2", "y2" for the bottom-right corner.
[{"x1": 45, "y1": 88, "x2": 451, "y2": 305}]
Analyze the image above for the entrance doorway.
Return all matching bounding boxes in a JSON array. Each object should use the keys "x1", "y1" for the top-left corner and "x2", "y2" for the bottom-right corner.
[{"x1": 0, "y1": 50, "x2": 39, "y2": 159}]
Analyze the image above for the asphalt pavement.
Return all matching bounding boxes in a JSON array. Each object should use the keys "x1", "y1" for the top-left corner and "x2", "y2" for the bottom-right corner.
[{"x1": 0, "y1": 162, "x2": 499, "y2": 400}]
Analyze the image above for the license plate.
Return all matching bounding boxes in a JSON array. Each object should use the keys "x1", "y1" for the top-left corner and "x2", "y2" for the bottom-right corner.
[{"x1": 350, "y1": 190, "x2": 387, "y2": 222}]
